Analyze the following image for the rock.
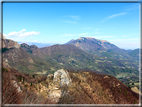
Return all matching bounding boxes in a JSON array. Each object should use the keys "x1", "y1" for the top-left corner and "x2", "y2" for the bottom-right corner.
[
  {"x1": 12, "y1": 80, "x2": 22, "y2": 92},
  {"x1": 53, "y1": 69, "x2": 71, "y2": 88},
  {"x1": 48, "y1": 89, "x2": 61, "y2": 103},
  {"x1": 47, "y1": 69, "x2": 72, "y2": 103},
  {"x1": 131, "y1": 87, "x2": 141, "y2": 95},
  {"x1": 47, "y1": 74, "x2": 54, "y2": 79},
  {"x1": 14, "y1": 43, "x2": 20, "y2": 48},
  {"x1": 3, "y1": 58, "x2": 10, "y2": 68},
  {"x1": 2, "y1": 38, "x2": 20, "y2": 49},
  {"x1": 104, "y1": 76, "x2": 109, "y2": 79}
]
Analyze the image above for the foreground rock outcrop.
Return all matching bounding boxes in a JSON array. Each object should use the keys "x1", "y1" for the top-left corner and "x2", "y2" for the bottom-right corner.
[
  {"x1": 48, "y1": 69, "x2": 72, "y2": 103},
  {"x1": 53, "y1": 69, "x2": 72, "y2": 87}
]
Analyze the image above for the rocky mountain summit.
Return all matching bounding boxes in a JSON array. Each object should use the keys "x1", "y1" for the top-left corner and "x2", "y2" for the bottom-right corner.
[{"x1": 66, "y1": 37, "x2": 119, "y2": 52}]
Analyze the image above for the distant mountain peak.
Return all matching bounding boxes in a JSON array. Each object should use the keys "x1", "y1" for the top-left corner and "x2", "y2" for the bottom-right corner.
[
  {"x1": 65, "y1": 37, "x2": 119, "y2": 53},
  {"x1": 30, "y1": 45, "x2": 38, "y2": 49},
  {"x1": 78, "y1": 37, "x2": 85, "y2": 39},
  {"x1": 78, "y1": 37, "x2": 110, "y2": 43}
]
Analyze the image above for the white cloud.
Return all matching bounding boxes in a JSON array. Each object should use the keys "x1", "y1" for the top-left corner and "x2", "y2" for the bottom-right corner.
[
  {"x1": 79, "y1": 33, "x2": 89, "y2": 35},
  {"x1": 34, "y1": 40, "x2": 37, "y2": 42},
  {"x1": 125, "y1": 4, "x2": 139, "y2": 11},
  {"x1": 88, "y1": 36, "x2": 115, "y2": 39},
  {"x1": 110, "y1": 38, "x2": 139, "y2": 41},
  {"x1": 121, "y1": 33, "x2": 139, "y2": 38},
  {"x1": 63, "y1": 15, "x2": 79, "y2": 24},
  {"x1": 108, "y1": 12, "x2": 127, "y2": 19},
  {"x1": 122, "y1": 35, "x2": 127, "y2": 37},
  {"x1": 102, "y1": 12, "x2": 127, "y2": 22},
  {"x1": 65, "y1": 15, "x2": 80, "y2": 20},
  {"x1": 95, "y1": 29, "x2": 99, "y2": 30},
  {"x1": 4, "y1": 29, "x2": 40, "y2": 38},
  {"x1": 111, "y1": 41, "x2": 140, "y2": 49}
]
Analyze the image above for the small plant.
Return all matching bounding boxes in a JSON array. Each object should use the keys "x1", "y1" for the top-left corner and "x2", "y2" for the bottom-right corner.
[
  {"x1": 2, "y1": 68, "x2": 8, "y2": 72},
  {"x1": 18, "y1": 76, "x2": 22, "y2": 81},
  {"x1": 23, "y1": 78, "x2": 25, "y2": 83},
  {"x1": 124, "y1": 91, "x2": 126, "y2": 95},
  {"x1": 33, "y1": 75, "x2": 35, "y2": 78},
  {"x1": 31, "y1": 82, "x2": 32, "y2": 86},
  {"x1": 119, "y1": 89, "x2": 121, "y2": 93}
]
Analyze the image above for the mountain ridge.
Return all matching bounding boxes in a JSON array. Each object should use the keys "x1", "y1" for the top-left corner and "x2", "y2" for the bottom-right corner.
[{"x1": 2, "y1": 37, "x2": 140, "y2": 92}]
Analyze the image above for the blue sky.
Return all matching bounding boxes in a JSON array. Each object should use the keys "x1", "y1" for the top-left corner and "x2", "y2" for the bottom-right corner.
[{"x1": 3, "y1": 2, "x2": 140, "y2": 49}]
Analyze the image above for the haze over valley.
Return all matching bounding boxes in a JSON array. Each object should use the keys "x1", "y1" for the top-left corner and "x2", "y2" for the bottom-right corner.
[{"x1": 2, "y1": 2, "x2": 140, "y2": 105}]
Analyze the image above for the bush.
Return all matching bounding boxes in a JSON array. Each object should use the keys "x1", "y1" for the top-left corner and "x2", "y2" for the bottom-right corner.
[
  {"x1": 22, "y1": 88, "x2": 45, "y2": 104},
  {"x1": 2, "y1": 71, "x2": 23, "y2": 104}
]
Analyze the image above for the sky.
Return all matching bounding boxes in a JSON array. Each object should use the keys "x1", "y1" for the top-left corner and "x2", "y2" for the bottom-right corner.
[{"x1": 3, "y1": 2, "x2": 140, "y2": 49}]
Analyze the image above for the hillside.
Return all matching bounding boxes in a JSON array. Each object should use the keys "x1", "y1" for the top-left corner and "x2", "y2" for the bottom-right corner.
[
  {"x1": 66, "y1": 37, "x2": 139, "y2": 63},
  {"x1": 2, "y1": 38, "x2": 63, "y2": 74},
  {"x1": 40, "y1": 44, "x2": 139, "y2": 79},
  {"x1": 128, "y1": 48, "x2": 139, "y2": 60},
  {"x1": 65, "y1": 37, "x2": 140, "y2": 89},
  {"x1": 2, "y1": 67, "x2": 140, "y2": 104},
  {"x1": 2, "y1": 37, "x2": 140, "y2": 93}
]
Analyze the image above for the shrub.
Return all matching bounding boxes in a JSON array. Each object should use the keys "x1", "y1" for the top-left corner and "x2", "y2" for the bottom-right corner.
[
  {"x1": 119, "y1": 89, "x2": 121, "y2": 93},
  {"x1": 22, "y1": 88, "x2": 46, "y2": 104},
  {"x1": 2, "y1": 71, "x2": 23, "y2": 104}
]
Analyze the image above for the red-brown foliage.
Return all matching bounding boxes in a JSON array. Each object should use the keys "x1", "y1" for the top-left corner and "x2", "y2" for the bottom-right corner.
[{"x1": 2, "y1": 69, "x2": 23, "y2": 104}]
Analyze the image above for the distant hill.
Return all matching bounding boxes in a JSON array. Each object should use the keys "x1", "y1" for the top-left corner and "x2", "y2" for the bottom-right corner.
[
  {"x1": 2, "y1": 38, "x2": 63, "y2": 74},
  {"x1": 65, "y1": 37, "x2": 136, "y2": 59},
  {"x1": 128, "y1": 48, "x2": 139, "y2": 60},
  {"x1": 2, "y1": 37, "x2": 140, "y2": 91},
  {"x1": 66, "y1": 37, "x2": 119, "y2": 52},
  {"x1": 65, "y1": 37, "x2": 139, "y2": 68},
  {"x1": 18, "y1": 42, "x2": 55, "y2": 48}
]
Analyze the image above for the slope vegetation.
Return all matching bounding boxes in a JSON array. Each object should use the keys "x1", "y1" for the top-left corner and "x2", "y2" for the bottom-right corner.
[{"x1": 2, "y1": 67, "x2": 140, "y2": 104}]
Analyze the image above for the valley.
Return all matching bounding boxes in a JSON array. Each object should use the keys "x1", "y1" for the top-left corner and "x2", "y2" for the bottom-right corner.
[{"x1": 1, "y1": 35, "x2": 141, "y2": 104}]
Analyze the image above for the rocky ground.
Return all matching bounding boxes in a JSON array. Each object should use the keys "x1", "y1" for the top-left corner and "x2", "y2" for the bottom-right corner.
[{"x1": 2, "y1": 67, "x2": 140, "y2": 104}]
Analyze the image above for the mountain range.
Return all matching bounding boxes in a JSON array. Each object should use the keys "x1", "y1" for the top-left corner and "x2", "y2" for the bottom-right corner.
[
  {"x1": 2, "y1": 36, "x2": 140, "y2": 93},
  {"x1": 1, "y1": 35, "x2": 141, "y2": 104},
  {"x1": 18, "y1": 42, "x2": 55, "y2": 48}
]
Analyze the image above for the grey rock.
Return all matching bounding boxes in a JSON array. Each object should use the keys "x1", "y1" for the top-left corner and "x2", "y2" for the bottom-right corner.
[{"x1": 53, "y1": 69, "x2": 71, "y2": 88}]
